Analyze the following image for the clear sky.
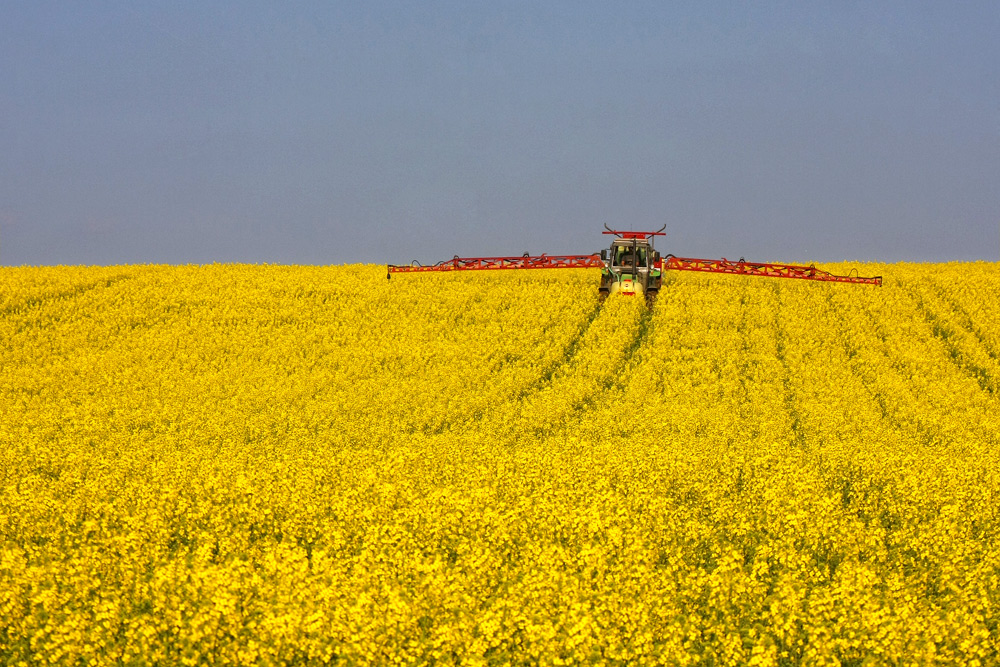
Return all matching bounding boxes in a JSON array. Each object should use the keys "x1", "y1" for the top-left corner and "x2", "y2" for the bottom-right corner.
[{"x1": 2, "y1": 1, "x2": 998, "y2": 266}]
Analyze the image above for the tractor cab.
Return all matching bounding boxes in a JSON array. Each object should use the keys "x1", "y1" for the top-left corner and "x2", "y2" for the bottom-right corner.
[{"x1": 612, "y1": 243, "x2": 648, "y2": 269}]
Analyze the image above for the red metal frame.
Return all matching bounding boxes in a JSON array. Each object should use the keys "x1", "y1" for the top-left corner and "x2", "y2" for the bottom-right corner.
[
  {"x1": 388, "y1": 254, "x2": 605, "y2": 274},
  {"x1": 389, "y1": 253, "x2": 881, "y2": 285},
  {"x1": 661, "y1": 256, "x2": 882, "y2": 286},
  {"x1": 387, "y1": 228, "x2": 882, "y2": 286},
  {"x1": 602, "y1": 230, "x2": 665, "y2": 240}
]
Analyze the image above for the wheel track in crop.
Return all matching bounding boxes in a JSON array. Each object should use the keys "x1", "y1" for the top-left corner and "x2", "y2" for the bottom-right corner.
[
  {"x1": 769, "y1": 281, "x2": 808, "y2": 449},
  {"x1": 539, "y1": 286, "x2": 664, "y2": 440},
  {"x1": 1, "y1": 273, "x2": 136, "y2": 321},
  {"x1": 827, "y1": 284, "x2": 909, "y2": 430},
  {"x1": 464, "y1": 292, "x2": 660, "y2": 443},
  {"x1": 514, "y1": 297, "x2": 605, "y2": 402},
  {"x1": 930, "y1": 280, "x2": 1000, "y2": 365},
  {"x1": 599, "y1": 274, "x2": 678, "y2": 393},
  {"x1": 900, "y1": 276, "x2": 999, "y2": 397}
]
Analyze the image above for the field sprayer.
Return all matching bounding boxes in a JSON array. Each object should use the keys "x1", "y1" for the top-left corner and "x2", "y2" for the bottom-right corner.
[{"x1": 387, "y1": 225, "x2": 882, "y2": 300}]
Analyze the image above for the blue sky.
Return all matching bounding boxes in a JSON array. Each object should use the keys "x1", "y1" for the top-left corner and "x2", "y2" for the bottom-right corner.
[{"x1": 2, "y1": 1, "x2": 998, "y2": 265}]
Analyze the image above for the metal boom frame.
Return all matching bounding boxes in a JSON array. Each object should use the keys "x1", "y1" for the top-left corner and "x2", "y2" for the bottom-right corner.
[
  {"x1": 662, "y1": 255, "x2": 882, "y2": 286},
  {"x1": 387, "y1": 229, "x2": 882, "y2": 286},
  {"x1": 388, "y1": 254, "x2": 605, "y2": 274}
]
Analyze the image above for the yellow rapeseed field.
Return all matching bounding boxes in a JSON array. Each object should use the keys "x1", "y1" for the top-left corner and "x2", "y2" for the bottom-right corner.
[{"x1": 1, "y1": 262, "x2": 999, "y2": 665}]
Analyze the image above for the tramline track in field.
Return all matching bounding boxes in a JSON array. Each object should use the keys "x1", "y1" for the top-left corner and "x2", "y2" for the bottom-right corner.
[
  {"x1": 492, "y1": 296, "x2": 652, "y2": 441},
  {"x1": 902, "y1": 277, "x2": 1000, "y2": 397},
  {"x1": 513, "y1": 297, "x2": 606, "y2": 402}
]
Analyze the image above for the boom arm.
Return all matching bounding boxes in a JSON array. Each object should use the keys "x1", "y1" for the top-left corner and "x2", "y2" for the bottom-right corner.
[
  {"x1": 388, "y1": 254, "x2": 604, "y2": 276},
  {"x1": 662, "y1": 255, "x2": 882, "y2": 286},
  {"x1": 387, "y1": 225, "x2": 882, "y2": 287},
  {"x1": 389, "y1": 253, "x2": 881, "y2": 285}
]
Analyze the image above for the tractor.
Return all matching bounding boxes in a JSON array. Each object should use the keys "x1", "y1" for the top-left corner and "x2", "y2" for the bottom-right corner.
[{"x1": 387, "y1": 225, "x2": 881, "y2": 297}]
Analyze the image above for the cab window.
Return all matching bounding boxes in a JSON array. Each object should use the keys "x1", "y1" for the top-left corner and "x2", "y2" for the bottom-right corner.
[{"x1": 614, "y1": 246, "x2": 646, "y2": 266}]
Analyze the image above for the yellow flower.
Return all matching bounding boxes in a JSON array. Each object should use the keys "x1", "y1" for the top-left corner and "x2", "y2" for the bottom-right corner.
[{"x1": 0, "y1": 262, "x2": 998, "y2": 664}]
